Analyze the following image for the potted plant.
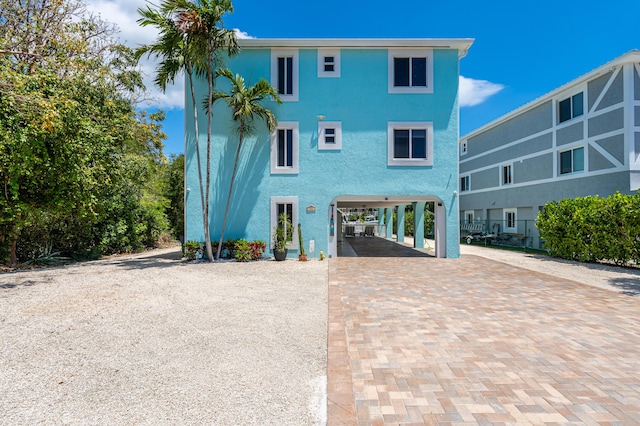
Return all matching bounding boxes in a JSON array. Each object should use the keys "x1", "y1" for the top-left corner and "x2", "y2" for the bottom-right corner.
[
  {"x1": 298, "y1": 223, "x2": 307, "y2": 261},
  {"x1": 273, "y1": 212, "x2": 293, "y2": 261}
]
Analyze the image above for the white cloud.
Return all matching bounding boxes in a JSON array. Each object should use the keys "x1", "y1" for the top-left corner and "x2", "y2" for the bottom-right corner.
[
  {"x1": 459, "y1": 76, "x2": 504, "y2": 107},
  {"x1": 234, "y1": 28, "x2": 254, "y2": 39}
]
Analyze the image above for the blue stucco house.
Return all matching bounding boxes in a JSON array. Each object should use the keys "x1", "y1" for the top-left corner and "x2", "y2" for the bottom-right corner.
[{"x1": 185, "y1": 38, "x2": 473, "y2": 258}]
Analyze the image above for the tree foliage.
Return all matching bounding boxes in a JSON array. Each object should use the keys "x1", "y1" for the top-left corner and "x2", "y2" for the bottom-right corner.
[
  {"x1": 536, "y1": 192, "x2": 640, "y2": 265},
  {"x1": 0, "y1": 0, "x2": 170, "y2": 266}
]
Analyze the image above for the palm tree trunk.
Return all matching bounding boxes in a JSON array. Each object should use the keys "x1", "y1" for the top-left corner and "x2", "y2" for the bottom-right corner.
[
  {"x1": 216, "y1": 123, "x2": 244, "y2": 260},
  {"x1": 203, "y1": 53, "x2": 215, "y2": 262},
  {"x1": 187, "y1": 68, "x2": 213, "y2": 261}
]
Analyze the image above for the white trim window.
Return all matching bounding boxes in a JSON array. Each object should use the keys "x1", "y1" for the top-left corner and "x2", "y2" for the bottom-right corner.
[
  {"x1": 387, "y1": 122, "x2": 433, "y2": 166},
  {"x1": 460, "y1": 175, "x2": 470, "y2": 192},
  {"x1": 464, "y1": 210, "x2": 474, "y2": 224},
  {"x1": 558, "y1": 91, "x2": 584, "y2": 123},
  {"x1": 504, "y1": 208, "x2": 517, "y2": 233},
  {"x1": 501, "y1": 164, "x2": 512, "y2": 185},
  {"x1": 270, "y1": 196, "x2": 299, "y2": 250},
  {"x1": 271, "y1": 49, "x2": 299, "y2": 101},
  {"x1": 388, "y1": 49, "x2": 433, "y2": 94},
  {"x1": 318, "y1": 121, "x2": 342, "y2": 150},
  {"x1": 559, "y1": 146, "x2": 584, "y2": 175},
  {"x1": 270, "y1": 122, "x2": 299, "y2": 174},
  {"x1": 460, "y1": 141, "x2": 468, "y2": 156},
  {"x1": 318, "y1": 49, "x2": 340, "y2": 77}
]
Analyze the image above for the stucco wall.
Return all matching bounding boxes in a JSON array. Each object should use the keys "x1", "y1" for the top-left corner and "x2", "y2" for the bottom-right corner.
[{"x1": 185, "y1": 46, "x2": 463, "y2": 258}]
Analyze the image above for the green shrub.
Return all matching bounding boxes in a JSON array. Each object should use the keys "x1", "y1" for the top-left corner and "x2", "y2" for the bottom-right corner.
[
  {"x1": 183, "y1": 241, "x2": 202, "y2": 261},
  {"x1": 537, "y1": 192, "x2": 640, "y2": 265}
]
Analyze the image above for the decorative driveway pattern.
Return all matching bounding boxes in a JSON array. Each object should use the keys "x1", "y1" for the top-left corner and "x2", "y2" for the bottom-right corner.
[{"x1": 327, "y1": 255, "x2": 640, "y2": 425}]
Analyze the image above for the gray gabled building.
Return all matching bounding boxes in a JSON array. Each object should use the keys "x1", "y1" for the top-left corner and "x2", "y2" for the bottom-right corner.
[{"x1": 459, "y1": 50, "x2": 640, "y2": 248}]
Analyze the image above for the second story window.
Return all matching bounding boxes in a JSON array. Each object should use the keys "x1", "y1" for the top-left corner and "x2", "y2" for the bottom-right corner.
[
  {"x1": 318, "y1": 121, "x2": 342, "y2": 150},
  {"x1": 460, "y1": 141, "x2": 467, "y2": 156},
  {"x1": 270, "y1": 122, "x2": 299, "y2": 174},
  {"x1": 387, "y1": 122, "x2": 433, "y2": 166},
  {"x1": 502, "y1": 164, "x2": 512, "y2": 185},
  {"x1": 460, "y1": 175, "x2": 470, "y2": 192},
  {"x1": 559, "y1": 146, "x2": 584, "y2": 175},
  {"x1": 271, "y1": 49, "x2": 298, "y2": 101},
  {"x1": 558, "y1": 92, "x2": 584, "y2": 123},
  {"x1": 388, "y1": 49, "x2": 433, "y2": 94}
]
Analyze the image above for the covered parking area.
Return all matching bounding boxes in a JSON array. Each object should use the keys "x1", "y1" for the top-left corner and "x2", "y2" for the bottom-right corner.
[{"x1": 328, "y1": 195, "x2": 447, "y2": 258}]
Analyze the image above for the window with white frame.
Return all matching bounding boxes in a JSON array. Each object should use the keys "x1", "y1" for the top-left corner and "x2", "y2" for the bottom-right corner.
[
  {"x1": 464, "y1": 210, "x2": 474, "y2": 224},
  {"x1": 388, "y1": 49, "x2": 433, "y2": 94},
  {"x1": 460, "y1": 141, "x2": 467, "y2": 156},
  {"x1": 270, "y1": 122, "x2": 299, "y2": 174},
  {"x1": 318, "y1": 121, "x2": 342, "y2": 150},
  {"x1": 502, "y1": 164, "x2": 512, "y2": 185},
  {"x1": 271, "y1": 49, "x2": 298, "y2": 101},
  {"x1": 387, "y1": 122, "x2": 433, "y2": 166},
  {"x1": 559, "y1": 146, "x2": 584, "y2": 175},
  {"x1": 558, "y1": 92, "x2": 584, "y2": 123},
  {"x1": 270, "y1": 196, "x2": 298, "y2": 250},
  {"x1": 318, "y1": 49, "x2": 340, "y2": 77},
  {"x1": 460, "y1": 175, "x2": 470, "y2": 192},
  {"x1": 504, "y1": 209, "x2": 517, "y2": 232}
]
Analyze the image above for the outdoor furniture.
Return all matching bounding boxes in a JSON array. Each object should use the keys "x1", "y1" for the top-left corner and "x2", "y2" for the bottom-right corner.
[
  {"x1": 344, "y1": 225, "x2": 355, "y2": 237},
  {"x1": 364, "y1": 225, "x2": 375, "y2": 237}
]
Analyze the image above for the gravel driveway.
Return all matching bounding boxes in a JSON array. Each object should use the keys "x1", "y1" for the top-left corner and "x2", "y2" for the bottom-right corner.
[{"x1": 0, "y1": 248, "x2": 328, "y2": 425}]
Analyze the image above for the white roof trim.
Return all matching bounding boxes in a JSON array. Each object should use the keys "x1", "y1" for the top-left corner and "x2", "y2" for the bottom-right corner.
[
  {"x1": 462, "y1": 49, "x2": 640, "y2": 140},
  {"x1": 239, "y1": 38, "x2": 474, "y2": 58}
]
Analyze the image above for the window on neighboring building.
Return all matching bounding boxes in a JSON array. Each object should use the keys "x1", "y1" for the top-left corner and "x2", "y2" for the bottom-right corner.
[
  {"x1": 460, "y1": 141, "x2": 467, "y2": 155},
  {"x1": 460, "y1": 175, "x2": 470, "y2": 192},
  {"x1": 270, "y1": 196, "x2": 298, "y2": 250},
  {"x1": 502, "y1": 164, "x2": 512, "y2": 185},
  {"x1": 558, "y1": 92, "x2": 584, "y2": 123},
  {"x1": 271, "y1": 50, "x2": 298, "y2": 101},
  {"x1": 464, "y1": 210, "x2": 474, "y2": 224},
  {"x1": 559, "y1": 146, "x2": 584, "y2": 175},
  {"x1": 318, "y1": 121, "x2": 342, "y2": 150},
  {"x1": 387, "y1": 122, "x2": 433, "y2": 166},
  {"x1": 318, "y1": 49, "x2": 340, "y2": 77},
  {"x1": 388, "y1": 49, "x2": 433, "y2": 94},
  {"x1": 504, "y1": 208, "x2": 517, "y2": 232},
  {"x1": 270, "y1": 122, "x2": 299, "y2": 174}
]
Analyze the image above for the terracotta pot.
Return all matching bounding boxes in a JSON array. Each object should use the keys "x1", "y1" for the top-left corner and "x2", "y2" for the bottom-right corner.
[{"x1": 298, "y1": 254, "x2": 308, "y2": 262}]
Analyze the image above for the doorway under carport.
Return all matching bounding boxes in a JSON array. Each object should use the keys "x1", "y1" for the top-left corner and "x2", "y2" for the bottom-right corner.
[{"x1": 328, "y1": 195, "x2": 446, "y2": 258}]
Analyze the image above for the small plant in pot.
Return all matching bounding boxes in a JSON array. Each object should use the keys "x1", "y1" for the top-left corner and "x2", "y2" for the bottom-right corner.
[
  {"x1": 273, "y1": 212, "x2": 293, "y2": 261},
  {"x1": 298, "y1": 223, "x2": 307, "y2": 261}
]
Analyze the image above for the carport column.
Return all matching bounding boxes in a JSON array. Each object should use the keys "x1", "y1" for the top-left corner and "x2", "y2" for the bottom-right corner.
[
  {"x1": 377, "y1": 208, "x2": 384, "y2": 236},
  {"x1": 396, "y1": 204, "x2": 406, "y2": 243},
  {"x1": 413, "y1": 201, "x2": 426, "y2": 248},
  {"x1": 385, "y1": 207, "x2": 394, "y2": 239}
]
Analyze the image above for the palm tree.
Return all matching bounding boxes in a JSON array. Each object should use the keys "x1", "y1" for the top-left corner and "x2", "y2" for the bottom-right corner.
[
  {"x1": 136, "y1": 0, "x2": 238, "y2": 262},
  {"x1": 212, "y1": 69, "x2": 281, "y2": 260}
]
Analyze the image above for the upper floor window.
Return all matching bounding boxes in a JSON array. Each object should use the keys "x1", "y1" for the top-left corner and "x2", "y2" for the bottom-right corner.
[
  {"x1": 387, "y1": 122, "x2": 433, "y2": 166},
  {"x1": 388, "y1": 49, "x2": 433, "y2": 94},
  {"x1": 559, "y1": 146, "x2": 584, "y2": 175},
  {"x1": 318, "y1": 49, "x2": 340, "y2": 78},
  {"x1": 270, "y1": 122, "x2": 299, "y2": 174},
  {"x1": 318, "y1": 121, "x2": 342, "y2": 150},
  {"x1": 460, "y1": 175, "x2": 470, "y2": 192},
  {"x1": 460, "y1": 141, "x2": 467, "y2": 156},
  {"x1": 502, "y1": 164, "x2": 512, "y2": 185},
  {"x1": 271, "y1": 49, "x2": 298, "y2": 101},
  {"x1": 558, "y1": 92, "x2": 583, "y2": 123}
]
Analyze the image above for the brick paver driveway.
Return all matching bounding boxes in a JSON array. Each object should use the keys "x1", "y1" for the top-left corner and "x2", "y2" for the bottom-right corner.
[{"x1": 327, "y1": 254, "x2": 640, "y2": 424}]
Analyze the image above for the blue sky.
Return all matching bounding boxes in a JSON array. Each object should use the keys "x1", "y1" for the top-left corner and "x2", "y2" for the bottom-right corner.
[{"x1": 87, "y1": 0, "x2": 640, "y2": 155}]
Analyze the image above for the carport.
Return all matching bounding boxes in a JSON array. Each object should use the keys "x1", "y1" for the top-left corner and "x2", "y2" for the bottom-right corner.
[{"x1": 328, "y1": 195, "x2": 447, "y2": 258}]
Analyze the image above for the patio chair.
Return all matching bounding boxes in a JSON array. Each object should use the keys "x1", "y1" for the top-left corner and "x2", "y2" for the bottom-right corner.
[
  {"x1": 345, "y1": 225, "x2": 355, "y2": 237},
  {"x1": 364, "y1": 225, "x2": 375, "y2": 237}
]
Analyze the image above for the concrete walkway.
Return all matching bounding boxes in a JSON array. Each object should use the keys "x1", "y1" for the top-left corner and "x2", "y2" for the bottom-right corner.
[{"x1": 327, "y1": 250, "x2": 640, "y2": 424}]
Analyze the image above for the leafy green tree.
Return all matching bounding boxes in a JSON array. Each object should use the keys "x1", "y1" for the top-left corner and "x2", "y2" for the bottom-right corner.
[
  {"x1": 0, "y1": 0, "x2": 168, "y2": 266},
  {"x1": 165, "y1": 154, "x2": 185, "y2": 240},
  {"x1": 136, "y1": 0, "x2": 238, "y2": 262},
  {"x1": 212, "y1": 69, "x2": 280, "y2": 260}
]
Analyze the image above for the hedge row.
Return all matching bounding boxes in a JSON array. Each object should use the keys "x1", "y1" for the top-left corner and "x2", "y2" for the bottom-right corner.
[{"x1": 536, "y1": 192, "x2": 640, "y2": 265}]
